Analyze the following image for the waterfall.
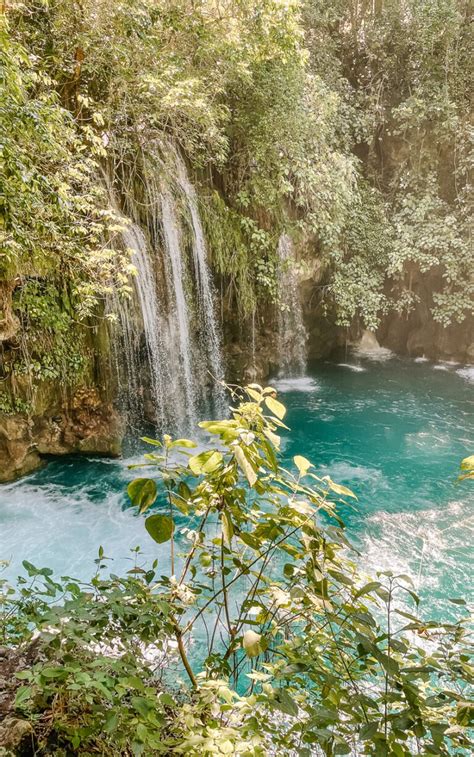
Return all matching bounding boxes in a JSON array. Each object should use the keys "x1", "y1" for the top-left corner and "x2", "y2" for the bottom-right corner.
[
  {"x1": 121, "y1": 222, "x2": 171, "y2": 428},
  {"x1": 277, "y1": 234, "x2": 307, "y2": 376},
  {"x1": 108, "y1": 145, "x2": 225, "y2": 433},
  {"x1": 174, "y1": 151, "x2": 225, "y2": 397},
  {"x1": 160, "y1": 190, "x2": 197, "y2": 427}
]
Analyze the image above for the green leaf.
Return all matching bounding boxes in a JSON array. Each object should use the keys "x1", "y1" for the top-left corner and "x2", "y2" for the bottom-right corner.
[
  {"x1": 355, "y1": 581, "x2": 381, "y2": 599},
  {"x1": 141, "y1": 437, "x2": 162, "y2": 447},
  {"x1": 324, "y1": 477, "x2": 357, "y2": 499},
  {"x1": 132, "y1": 696, "x2": 154, "y2": 719},
  {"x1": 222, "y1": 511, "x2": 234, "y2": 546},
  {"x1": 233, "y1": 445, "x2": 257, "y2": 486},
  {"x1": 14, "y1": 686, "x2": 32, "y2": 709},
  {"x1": 264, "y1": 395, "x2": 286, "y2": 419},
  {"x1": 40, "y1": 666, "x2": 67, "y2": 679},
  {"x1": 145, "y1": 514, "x2": 174, "y2": 544},
  {"x1": 127, "y1": 478, "x2": 157, "y2": 514},
  {"x1": 294, "y1": 455, "x2": 313, "y2": 476},
  {"x1": 274, "y1": 688, "x2": 299, "y2": 716},
  {"x1": 105, "y1": 710, "x2": 119, "y2": 733},
  {"x1": 168, "y1": 438, "x2": 197, "y2": 449},
  {"x1": 242, "y1": 630, "x2": 262, "y2": 658},
  {"x1": 188, "y1": 450, "x2": 223, "y2": 475},
  {"x1": 359, "y1": 722, "x2": 379, "y2": 740}
]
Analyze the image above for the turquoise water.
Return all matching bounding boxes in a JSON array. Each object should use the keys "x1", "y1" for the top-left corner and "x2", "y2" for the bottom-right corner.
[{"x1": 0, "y1": 355, "x2": 472, "y2": 617}]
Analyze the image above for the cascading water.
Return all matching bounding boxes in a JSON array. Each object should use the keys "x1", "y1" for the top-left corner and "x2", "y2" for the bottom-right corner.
[
  {"x1": 108, "y1": 144, "x2": 226, "y2": 433},
  {"x1": 174, "y1": 151, "x2": 225, "y2": 411},
  {"x1": 160, "y1": 189, "x2": 197, "y2": 427},
  {"x1": 277, "y1": 234, "x2": 307, "y2": 376},
  {"x1": 121, "y1": 221, "x2": 171, "y2": 429}
]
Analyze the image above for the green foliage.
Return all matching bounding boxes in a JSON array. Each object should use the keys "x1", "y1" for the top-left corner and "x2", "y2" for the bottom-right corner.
[
  {"x1": 3, "y1": 0, "x2": 472, "y2": 348},
  {"x1": 3, "y1": 389, "x2": 471, "y2": 755},
  {"x1": 0, "y1": 392, "x2": 30, "y2": 416},
  {"x1": 0, "y1": 18, "x2": 126, "y2": 306},
  {"x1": 459, "y1": 455, "x2": 474, "y2": 482},
  {"x1": 1, "y1": 558, "x2": 177, "y2": 755},
  {"x1": 303, "y1": 0, "x2": 473, "y2": 328},
  {"x1": 12, "y1": 281, "x2": 88, "y2": 384}
]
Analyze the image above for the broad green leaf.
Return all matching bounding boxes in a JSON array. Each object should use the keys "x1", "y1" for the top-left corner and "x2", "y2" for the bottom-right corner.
[
  {"x1": 145, "y1": 514, "x2": 174, "y2": 544},
  {"x1": 141, "y1": 437, "x2": 162, "y2": 447},
  {"x1": 265, "y1": 395, "x2": 286, "y2": 419},
  {"x1": 127, "y1": 478, "x2": 157, "y2": 513},
  {"x1": 168, "y1": 438, "x2": 197, "y2": 449},
  {"x1": 14, "y1": 686, "x2": 32, "y2": 709},
  {"x1": 359, "y1": 722, "x2": 379, "y2": 740},
  {"x1": 40, "y1": 667, "x2": 67, "y2": 679},
  {"x1": 132, "y1": 696, "x2": 154, "y2": 718},
  {"x1": 355, "y1": 581, "x2": 381, "y2": 599},
  {"x1": 105, "y1": 711, "x2": 119, "y2": 733},
  {"x1": 324, "y1": 477, "x2": 357, "y2": 499},
  {"x1": 294, "y1": 455, "x2": 313, "y2": 476},
  {"x1": 274, "y1": 688, "x2": 299, "y2": 716},
  {"x1": 188, "y1": 450, "x2": 223, "y2": 475},
  {"x1": 242, "y1": 629, "x2": 262, "y2": 658},
  {"x1": 233, "y1": 444, "x2": 257, "y2": 486}
]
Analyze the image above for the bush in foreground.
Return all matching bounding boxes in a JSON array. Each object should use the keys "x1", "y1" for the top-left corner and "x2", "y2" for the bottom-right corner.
[{"x1": 1, "y1": 387, "x2": 472, "y2": 755}]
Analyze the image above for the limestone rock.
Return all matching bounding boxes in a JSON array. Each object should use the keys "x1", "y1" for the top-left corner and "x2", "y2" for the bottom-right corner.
[
  {"x1": 0, "y1": 282, "x2": 20, "y2": 344},
  {"x1": 0, "y1": 385, "x2": 123, "y2": 483}
]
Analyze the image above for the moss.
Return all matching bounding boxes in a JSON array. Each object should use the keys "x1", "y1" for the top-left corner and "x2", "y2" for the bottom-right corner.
[
  {"x1": 11, "y1": 281, "x2": 91, "y2": 387},
  {"x1": 200, "y1": 190, "x2": 284, "y2": 316}
]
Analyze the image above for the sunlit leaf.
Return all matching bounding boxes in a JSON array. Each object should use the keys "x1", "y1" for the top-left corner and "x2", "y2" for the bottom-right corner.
[
  {"x1": 188, "y1": 450, "x2": 223, "y2": 475},
  {"x1": 264, "y1": 396, "x2": 286, "y2": 420},
  {"x1": 233, "y1": 444, "x2": 257, "y2": 486},
  {"x1": 222, "y1": 511, "x2": 234, "y2": 546},
  {"x1": 127, "y1": 478, "x2": 157, "y2": 513},
  {"x1": 145, "y1": 514, "x2": 174, "y2": 544},
  {"x1": 242, "y1": 630, "x2": 262, "y2": 658},
  {"x1": 294, "y1": 455, "x2": 312, "y2": 476},
  {"x1": 324, "y1": 477, "x2": 357, "y2": 499}
]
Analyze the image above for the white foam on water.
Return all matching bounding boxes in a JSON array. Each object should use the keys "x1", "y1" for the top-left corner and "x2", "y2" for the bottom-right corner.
[
  {"x1": 457, "y1": 366, "x2": 474, "y2": 384},
  {"x1": 321, "y1": 461, "x2": 386, "y2": 488},
  {"x1": 0, "y1": 472, "x2": 164, "y2": 581},
  {"x1": 353, "y1": 331, "x2": 394, "y2": 362},
  {"x1": 358, "y1": 500, "x2": 473, "y2": 614},
  {"x1": 433, "y1": 364, "x2": 448, "y2": 371},
  {"x1": 414, "y1": 356, "x2": 429, "y2": 363},
  {"x1": 405, "y1": 427, "x2": 451, "y2": 453},
  {"x1": 355, "y1": 348, "x2": 393, "y2": 363},
  {"x1": 272, "y1": 377, "x2": 319, "y2": 393},
  {"x1": 337, "y1": 363, "x2": 366, "y2": 373}
]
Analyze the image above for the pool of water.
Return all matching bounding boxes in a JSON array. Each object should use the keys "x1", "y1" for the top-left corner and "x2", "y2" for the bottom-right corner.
[{"x1": 0, "y1": 355, "x2": 472, "y2": 618}]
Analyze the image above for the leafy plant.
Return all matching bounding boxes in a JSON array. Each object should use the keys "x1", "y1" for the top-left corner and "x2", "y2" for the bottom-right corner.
[{"x1": 2, "y1": 387, "x2": 472, "y2": 754}]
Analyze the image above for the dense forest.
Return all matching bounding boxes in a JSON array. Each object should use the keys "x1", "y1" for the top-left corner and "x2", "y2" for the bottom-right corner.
[
  {"x1": 0, "y1": 1, "x2": 473, "y2": 755},
  {"x1": 1, "y1": 0, "x2": 473, "y2": 480}
]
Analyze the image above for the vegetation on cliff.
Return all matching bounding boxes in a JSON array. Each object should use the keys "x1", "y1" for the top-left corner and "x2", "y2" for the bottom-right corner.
[{"x1": 1, "y1": 0, "x2": 472, "y2": 397}]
